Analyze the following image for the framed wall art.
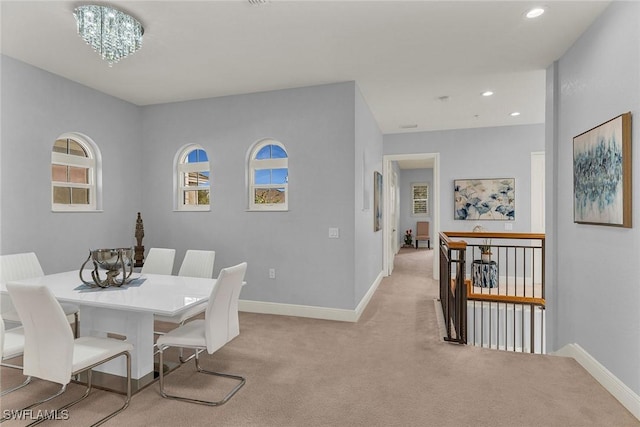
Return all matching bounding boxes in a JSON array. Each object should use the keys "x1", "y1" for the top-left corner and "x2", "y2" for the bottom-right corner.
[
  {"x1": 573, "y1": 112, "x2": 632, "y2": 227},
  {"x1": 373, "y1": 171, "x2": 382, "y2": 231},
  {"x1": 454, "y1": 178, "x2": 515, "y2": 220}
]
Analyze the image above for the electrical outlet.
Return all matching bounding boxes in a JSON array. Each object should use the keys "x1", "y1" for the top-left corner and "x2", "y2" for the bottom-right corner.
[
  {"x1": 269, "y1": 268, "x2": 276, "y2": 279},
  {"x1": 504, "y1": 223, "x2": 513, "y2": 231}
]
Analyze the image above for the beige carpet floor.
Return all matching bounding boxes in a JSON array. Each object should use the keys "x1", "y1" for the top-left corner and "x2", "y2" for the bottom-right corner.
[{"x1": 1, "y1": 248, "x2": 638, "y2": 426}]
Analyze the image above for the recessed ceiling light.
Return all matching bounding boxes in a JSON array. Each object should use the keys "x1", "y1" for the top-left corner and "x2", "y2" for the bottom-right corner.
[
  {"x1": 526, "y1": 7, "x2": 545, "y2": 19},
  {"x1": 510, "y1": 112, "x2": 521, "y2": 117},
  {"x1": 482, "y1": 91, "x2": 494, "y2": 97},
  {"x1": 400, "y1": 124, "x2": 418, "y2": 129}
]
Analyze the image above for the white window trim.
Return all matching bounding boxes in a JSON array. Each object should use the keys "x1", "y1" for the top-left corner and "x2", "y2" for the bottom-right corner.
[
  {"x1": 51, "y1": 132, "x2": 102, "y2": 212},
  {"x1": 247, "y1": 139, "x2": 288, "y2": 211},
  {"x1": 411, "y1": 182, "x2": 429, "y2": 216},
  {"x1": 174, "y1": 144, "x2": 211, "y2": 212}
]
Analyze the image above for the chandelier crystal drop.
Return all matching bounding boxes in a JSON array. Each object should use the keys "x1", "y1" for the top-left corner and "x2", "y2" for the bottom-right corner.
[{"x1": 73, "y1": 5, "x2": 144, "y2": 66}]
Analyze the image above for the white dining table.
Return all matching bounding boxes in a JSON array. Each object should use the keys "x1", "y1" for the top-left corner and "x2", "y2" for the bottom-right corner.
[{"x1": 0, "y1": 270, "x2": 217, "y2": 381}]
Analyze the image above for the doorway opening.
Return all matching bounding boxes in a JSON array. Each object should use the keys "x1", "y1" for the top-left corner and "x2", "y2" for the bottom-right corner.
[{"x1": 383, "y1": 153, "x2": 440, "y2": 280}]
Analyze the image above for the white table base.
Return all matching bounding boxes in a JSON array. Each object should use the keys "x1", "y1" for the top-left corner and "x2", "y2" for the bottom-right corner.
[{"x1": 79, "y1": 306, "x2": 154, "y2": 380}]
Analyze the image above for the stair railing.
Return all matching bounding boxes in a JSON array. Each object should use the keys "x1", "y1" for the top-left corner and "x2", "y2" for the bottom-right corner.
[
  {"x1": 439, "y1": 232, "x2": 467, "y2": 344},
  {"x1": 439, "y1": 231, "x2": 545, "y2": 353}
]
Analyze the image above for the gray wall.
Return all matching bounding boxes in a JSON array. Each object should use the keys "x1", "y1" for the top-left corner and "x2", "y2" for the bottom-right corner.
[
  {"x1": 140, "y1": 81, "x2": 369, "y2": 310},
  {"x1": 550, "y1": 1, "x2": 640, "y2": 393},
  {"x1": 354, "y1": 85, "x2": 384, "y2": 303},
  {"x1": 399, "y1": 168, "x2": 433, "y2": 248},
  {"x1": 384, "y1": 124, "x2": 544, "y2": 234},
  {"x1": 1, "y1": 59, "x2": 384, "y2": 312},
  {"x1": 0, "y1": 56, "x2": 143, "y2": 273}
]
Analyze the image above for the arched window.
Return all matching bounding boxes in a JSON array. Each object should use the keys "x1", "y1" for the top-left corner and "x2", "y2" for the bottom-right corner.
[
  {"x1": 51, "y1": 133, "x2": 101, "y2": 211},
  {"x1": 248, "y1": 139, "x2": 288, "y2": 211},
  {"x1": 175, "y1": 144, "x2": 210, "y2": 211}
]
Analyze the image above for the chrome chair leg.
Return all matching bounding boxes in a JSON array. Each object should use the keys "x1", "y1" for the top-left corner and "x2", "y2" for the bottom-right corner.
[
  {"x1": 193, "y1": 353, "x2": 245, "y2": 405},
  {"x1": 159, "y1": 346, "x2": 245, "y2": 406},
  {"x1": 178, "y1": 348, "x2": 196, "y2": 364},
  {"x1": 0, "y1": 375, "x2": 32, "y2": 397},
  {"x1": 0, "y1": 361, "x2": 23, "y2": 369},
  {"x1": 87, "y1": 351, "x2": 132, "y2": 427},
  {"x1": 2, "y1": 351, "x2": 131, "y2": 427},
  {"x1": 0, "y1": 385, "x2": 67, "y2": 423},
  {"x1": 27, "y1": 378, "x2": 93, "y2": 426},
  {"x1": 28, "y1": 352, "x2": 132, "y2": 427}
]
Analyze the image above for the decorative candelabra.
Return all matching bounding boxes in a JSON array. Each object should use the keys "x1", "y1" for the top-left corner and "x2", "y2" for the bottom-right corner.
[{"x1": 79, "y1": 248, "x2": 134, "y2": 288}]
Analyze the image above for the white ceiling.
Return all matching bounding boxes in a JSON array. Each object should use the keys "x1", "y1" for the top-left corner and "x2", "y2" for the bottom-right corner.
[{"x1": 1, "y1": 1, "x2": 609, "y2": 134}]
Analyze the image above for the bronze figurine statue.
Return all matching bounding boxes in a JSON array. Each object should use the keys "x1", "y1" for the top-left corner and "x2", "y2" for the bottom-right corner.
[{"x1": 134, "y1": 212, "x2": 145, "y2": 267}]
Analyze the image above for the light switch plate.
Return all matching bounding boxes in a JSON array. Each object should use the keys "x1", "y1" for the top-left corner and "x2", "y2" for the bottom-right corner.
[{"x1": 329, "y1": 227, "x2": 339, "y2": 238}]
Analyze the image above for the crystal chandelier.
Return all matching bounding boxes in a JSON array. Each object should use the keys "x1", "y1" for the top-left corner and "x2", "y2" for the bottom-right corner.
[{"x1": 73, "y1": 5, "x2": 144, "y2": 66}]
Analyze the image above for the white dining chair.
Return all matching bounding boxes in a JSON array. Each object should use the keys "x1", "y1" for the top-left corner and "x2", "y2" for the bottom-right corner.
[
  {"x1": 177, "y1": 249, "x2": 216, "y2": 278},
  {"x1": 0, "y1": 317, "x2": 31, "y2": 397},
  {"x1": 154, "y1": 249, "x2": 215, "y2": 326},
  {"x1": 0, "y1": 252, "x2": 80, "y2": 338},
  {"x1": 141, "y1": 248, "x2": 176, "y2": 275},
  {"x1": 154, "y1": 249, "x2": 216, "y2": 361},
  {"x1": 5, "y1": 282, "x2": 133, "y2": 426},
  {"x1": 156, "y1": 262, "x2": 247, "y2": 406}
]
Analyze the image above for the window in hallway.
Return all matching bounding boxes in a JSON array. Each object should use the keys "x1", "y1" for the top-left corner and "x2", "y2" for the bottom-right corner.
[{"x1": 412, "y1": 182, "x2": 429, "y2": 216}]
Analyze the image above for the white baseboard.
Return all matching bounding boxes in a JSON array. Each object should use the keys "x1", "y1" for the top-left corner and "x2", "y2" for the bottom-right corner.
[
  {"x1": 353, "y1": 271, "x2": 384, "y2": 321},
  {"x1": 553, "y1": 343, "x2": 640, "y2": 421},
  {"x1": 238, "y1": 270, "x2": 384, "y2": 323}
]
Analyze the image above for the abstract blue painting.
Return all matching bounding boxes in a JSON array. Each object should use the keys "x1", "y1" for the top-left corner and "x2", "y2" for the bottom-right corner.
[
  {"x1": 454, "y1": 178, "x2": 515, "y2": 220},
  {"x1": 573, "y1": 113, "x2": 631, "y2": 227}
]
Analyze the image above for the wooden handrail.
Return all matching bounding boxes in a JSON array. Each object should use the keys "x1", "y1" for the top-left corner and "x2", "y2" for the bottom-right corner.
[
  {"x1": 442, "y1": 231, "x2": 545, "y2": 240},
  {"x1": 469, "y1": 293, "x2": 546, "y2": 306},
  {"x1": 469, "y1": 291, "x2": 545, "y2": 306},
  {"x1": 456, "y1": 278, "x2": 546, "y2": 307},
  {"x1": 438, "y1": 231, "x2": 467, "y2": 250}
]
